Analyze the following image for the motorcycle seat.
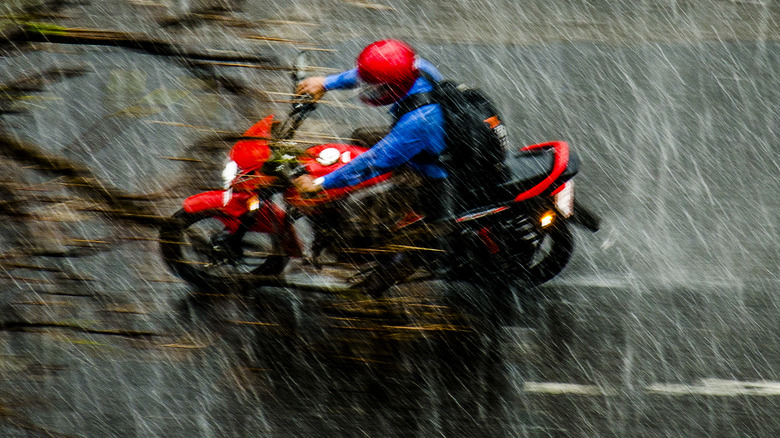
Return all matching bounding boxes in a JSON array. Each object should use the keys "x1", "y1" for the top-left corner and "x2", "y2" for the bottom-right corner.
[
  {"x1": 494, "y1": 148, "x2": 579, "y2": 202},
  {"x1": 515, "y1": 148, "x2": 556, "y2": 180}
]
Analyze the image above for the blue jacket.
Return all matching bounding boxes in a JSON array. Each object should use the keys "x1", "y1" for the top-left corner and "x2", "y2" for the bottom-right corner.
[{"x1": 319, "y1": 59, "x2": 446, "y2": 190}]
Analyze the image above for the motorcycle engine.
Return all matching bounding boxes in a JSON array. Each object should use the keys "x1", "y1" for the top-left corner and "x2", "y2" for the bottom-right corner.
[{"x1": 309, "y1": 179, "x2": 415, "y2": 262}]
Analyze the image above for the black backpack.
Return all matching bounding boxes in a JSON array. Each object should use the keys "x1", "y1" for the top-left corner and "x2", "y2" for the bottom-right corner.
[{"x1": 395, "y1": 74, "x2": 511, "y2": 212}]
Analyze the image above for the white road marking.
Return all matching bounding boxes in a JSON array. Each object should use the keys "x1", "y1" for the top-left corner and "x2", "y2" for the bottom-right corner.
[{"x1": 523, "y1": 379, "x2": 780, "y2": 396}]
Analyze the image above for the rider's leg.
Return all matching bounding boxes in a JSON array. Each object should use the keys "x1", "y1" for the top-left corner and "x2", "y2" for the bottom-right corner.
[
  {"x1": 355, "y1": 177, "x2": 452, "y2": 296},
  {"x1": 416, "y1": 177, "x2": 453, "y2": 276}
]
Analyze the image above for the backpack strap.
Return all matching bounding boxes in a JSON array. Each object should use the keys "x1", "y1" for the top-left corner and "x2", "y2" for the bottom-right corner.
[
  {"x1": 393, "y1": 92, "x2": 435, "y2": 122},
  {"x1": 392, "y1": 69, "x2": 440, "y2": 121}
]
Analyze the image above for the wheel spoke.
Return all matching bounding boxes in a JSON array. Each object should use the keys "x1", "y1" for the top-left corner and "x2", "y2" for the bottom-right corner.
[
  {"x1": 242, "y1": 241, "x2": 276, "y2": 258},
  {"x1": 185, "y1": 229, "x2": 212, "y2": 254}
]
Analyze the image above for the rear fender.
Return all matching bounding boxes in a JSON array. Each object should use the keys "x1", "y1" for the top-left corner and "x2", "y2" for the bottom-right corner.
[
  {"x1": 514, "y1": 141, "x2": 569, "y2": 202},
  {"x1": 570, "y1": 201, "x2": 601, "y2": 232}
]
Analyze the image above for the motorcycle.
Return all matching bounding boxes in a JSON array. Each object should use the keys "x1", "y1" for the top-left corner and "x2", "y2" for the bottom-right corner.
[{"x1": 159, "y1": 54, "x2": 600, "y2": 295}]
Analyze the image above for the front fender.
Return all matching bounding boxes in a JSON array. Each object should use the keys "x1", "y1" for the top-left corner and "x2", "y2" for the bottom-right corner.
[
  {"x1": 181, "y1": 190, "x2": 302, "y2": 257},
  {"x1": 183, "y1": 190, "x2": 228, "y2": 213},
  {"x1": 182, "y1": 190, "x2": 251, "y2": 234},
  {"x1": 183, "y1": 190, "x2": 252, "y2": 216}
]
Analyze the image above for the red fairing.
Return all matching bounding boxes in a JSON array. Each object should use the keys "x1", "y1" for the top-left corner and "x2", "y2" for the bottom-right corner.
[
  {"x1": 293, "y1": 143, "x2": 392, "y2": 200},
  {"x1": 302, "y1": 143, "x2": 370, "y2": 177},
  {"x1": 514, "y1": 141, "x2": 570, "y2": 202},
  {"x1": 230, "y1": 115, "x2": 274, "y2": 171}
]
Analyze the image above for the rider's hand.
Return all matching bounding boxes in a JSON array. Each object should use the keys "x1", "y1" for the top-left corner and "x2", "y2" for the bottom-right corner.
[
  {"x1": 293, "y1": 174, "x2": 323, "y2": 194},
  {"x1": 296, "y1": 76, "x2": 327, "y2": 101}
]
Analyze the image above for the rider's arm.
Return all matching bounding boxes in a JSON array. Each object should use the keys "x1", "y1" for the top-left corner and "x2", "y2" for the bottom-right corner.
[
  {"x1": 415, "y1": 58, "x2": 443, "y2": 83},
  {"x1": 296, "y1": 69, "x2": 359, "y2": 99},
  {"x1": 319, "y1": 105, "x2": 445, "y2": 190},
  {"x1": 323, "y1": 68, "x2": 359, "y2": 91}
]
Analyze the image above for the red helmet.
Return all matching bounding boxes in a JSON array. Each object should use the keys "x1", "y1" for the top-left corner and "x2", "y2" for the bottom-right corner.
[{"x1": 356, "y1": 39, "x2": 418, "y2": 106}]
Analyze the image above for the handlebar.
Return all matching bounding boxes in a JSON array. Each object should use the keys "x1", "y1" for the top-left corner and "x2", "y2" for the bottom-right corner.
[
  {"x1": 261, "y1": 92, "x2": 323, "y2": 198},
  {"x1": 274, "y1": 159, "x2": 322, "y2": 200},
  {"x1": 277, "y1": 94, "x2": 318, "y2": 140}
]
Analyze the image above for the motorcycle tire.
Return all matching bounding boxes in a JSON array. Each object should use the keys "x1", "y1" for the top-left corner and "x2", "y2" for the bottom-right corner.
[
  {"x1": 159, "y1": 209, "x2": 289, "y2": 289},
  {"x1": 521, "y1": 221, "x2": 574, "y2": 286}
]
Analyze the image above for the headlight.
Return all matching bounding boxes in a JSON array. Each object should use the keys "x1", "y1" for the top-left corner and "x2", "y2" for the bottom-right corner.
[{"x1": 222, "y1": 160, "x2": 238, "y2": 188}]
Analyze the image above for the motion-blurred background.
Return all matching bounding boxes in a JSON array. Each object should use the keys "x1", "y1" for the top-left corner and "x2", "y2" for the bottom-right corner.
[{"x1": 1, "y1": 1, "x2": 779, "y2": 436}]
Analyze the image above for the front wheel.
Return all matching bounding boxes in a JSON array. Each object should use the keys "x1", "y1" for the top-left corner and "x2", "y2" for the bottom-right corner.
[{"x1": 159, "y1": 209, "x2": 289, "y2": 289}]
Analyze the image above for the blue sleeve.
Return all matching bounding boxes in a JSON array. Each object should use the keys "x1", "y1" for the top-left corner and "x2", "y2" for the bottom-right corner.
[
  {"x1": 323, "y1": 69, "x2": 359, "y2": 90},
  {"x1": 415, "y1": 58, "x2": 443, "y2": 82},
  {"x1": 321, "y1": 105, "x2": 444, "y2": 189}
]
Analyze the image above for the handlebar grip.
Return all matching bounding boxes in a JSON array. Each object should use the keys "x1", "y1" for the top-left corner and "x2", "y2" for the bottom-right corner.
[
  {"x1": 279, "y1": 161, "x2": 308, "y2": 181},
  {"x1": 291, "y1": 94, "x2": 317, "y2": 111}
]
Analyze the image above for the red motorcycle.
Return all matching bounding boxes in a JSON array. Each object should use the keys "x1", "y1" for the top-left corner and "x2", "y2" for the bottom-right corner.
[{"x1": 159, "y1": 60, "x2": 599, "y2": 294}]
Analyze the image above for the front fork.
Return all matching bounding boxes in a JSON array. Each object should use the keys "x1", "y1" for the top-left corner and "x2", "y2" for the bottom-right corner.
[
  {"x1": 206, "y1": 197, "x2": 267, "y2": 264},
  {"x1": 233, "y1": 195, "x2": 275, "y2": 234},
  {"x1": 237, "y1": 194, "x2": 303, "y2": 258}
]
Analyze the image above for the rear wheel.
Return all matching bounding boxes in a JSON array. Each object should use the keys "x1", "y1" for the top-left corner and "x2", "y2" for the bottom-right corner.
[
  {"x1": 449, "y1": 219, "x2": 574, "y2": 324},
  {"x1": 454, "y1": 219, "x2": 573, "y2": 284},
  {"x1": 160, "y1": 209, "x2": 289, "y2": 289},
  {"x1": 521, "y1": 222, "x2": 574, "y2": 286}
]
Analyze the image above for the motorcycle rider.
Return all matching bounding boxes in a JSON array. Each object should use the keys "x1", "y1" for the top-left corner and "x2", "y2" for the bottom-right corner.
[
  {"x1": 293, "y1": 39, "x2": 447, "y2": 221},
  {"x1": 293, "y1": 39, "x2": 449, "y2": 293}
]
